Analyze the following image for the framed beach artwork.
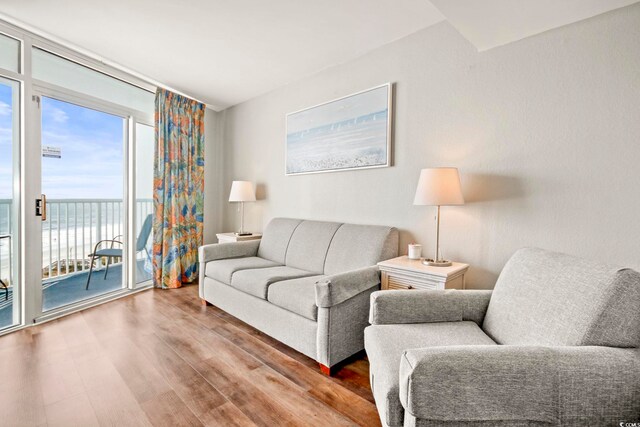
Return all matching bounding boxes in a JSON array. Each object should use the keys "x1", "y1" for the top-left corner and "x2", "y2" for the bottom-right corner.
[{"x1": 285, "y1": 83, "x2": 392, "y2": 175}]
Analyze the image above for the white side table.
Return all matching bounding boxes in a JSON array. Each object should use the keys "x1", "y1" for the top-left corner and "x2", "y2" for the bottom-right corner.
[
  {"x1": 377, "y1": 256, "x2": 469, "y2": 290},
  {"x1": 216, "y1": 233, "x2": 262, "y2": 244}
]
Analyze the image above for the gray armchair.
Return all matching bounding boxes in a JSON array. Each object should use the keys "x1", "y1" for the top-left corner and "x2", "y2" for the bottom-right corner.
[{"x1": 365, "y1": 248, "x2": 640, "y2": 426}]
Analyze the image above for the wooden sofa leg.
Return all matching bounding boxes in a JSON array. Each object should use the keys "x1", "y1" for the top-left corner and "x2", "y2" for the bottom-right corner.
[
  {"x1": 319, "y1": 363, "x2": 333, "y2": 376},
  {"x1": 200, "y1": 298, "x2": 212, "y2": 306}
]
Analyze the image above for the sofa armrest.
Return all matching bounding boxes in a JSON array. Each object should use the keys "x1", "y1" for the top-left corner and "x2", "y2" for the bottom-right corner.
[
  {"x1": 198, "y1": 240, "x2": 260, "y2": 263},
  {"x1": 399, "y1": 345, "x2": 640, "y2": 424},
  {"x1": 315, "y1": 266, "x2": 380, "y2": 308},
  {"x1": 368, "y1": 289, "x2": 492, "y2": 325}
]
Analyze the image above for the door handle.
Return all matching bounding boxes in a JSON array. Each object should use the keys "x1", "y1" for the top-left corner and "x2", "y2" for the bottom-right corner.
[{"x1": 36, "y1": 194, "x2": 47, "y2": 221}]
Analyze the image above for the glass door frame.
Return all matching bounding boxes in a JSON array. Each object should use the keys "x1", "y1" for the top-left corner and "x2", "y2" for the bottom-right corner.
[
  {"x1": 0, "y1": 20, "x2": 155, "y2": 333},
  {"x1": 0, "y1": 74, "x2": 22, "y2": 330},
  {"x1": 0, "y1": 27, "x2": 26, "y2": 334},
  {"x1": 30, "y1": 82, "x2": 154, "y2": 323}
]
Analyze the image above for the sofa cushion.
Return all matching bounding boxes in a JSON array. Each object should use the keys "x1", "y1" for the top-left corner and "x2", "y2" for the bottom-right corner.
[
  {"x1": 324, "y1": 224, "x2": 399, "y2": 275},
  {"x1": 230, "y1": 266, "x2": 316, "y2": 299},
  {"x1": 267, "y1": 275, "x2": 327, "y2": 321},
  {"x1": 285, "y1": 221, "x2": 342, "y2": 273},
  {"x1": 365, "y1": 322, "x2": 496, "y2": 427},
  {"x1": 257, "y1": 218, "x2": 302, "y2": 264},
  {"x1": 205, "y1": 256, "x2": 280, "y2": 285},
  {"x1": 483, "y1": 247, "x2": 640, "y2": 347}
]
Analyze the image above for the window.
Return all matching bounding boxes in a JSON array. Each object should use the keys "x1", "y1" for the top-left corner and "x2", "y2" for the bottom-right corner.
[
  {"x1": 135, "y1": 123, "x2": 154, "y2": 285},
  {"x1": 0, "y1": 76, "x2": 19, "y2": 329},
  {"x1": 0, "y1": 23, "x2": 158, "y2": 330},
  {"x1": 40, "y1": 96, "x2": 126, "y2": 311},
  {"x1": 32, "y1": 47, "x2": 154, "y2": 115},
  {"x1": 0, "y1": 33, "x2": 20, "y2": 73}
]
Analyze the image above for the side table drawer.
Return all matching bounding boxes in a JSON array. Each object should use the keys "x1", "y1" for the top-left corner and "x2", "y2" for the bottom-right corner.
[
  {"x1": 383, "y1": 273, "x2": 443, "y2": 290},
  {"x1": 378, "y1": 257, "x2": 468, "y2": 291}
]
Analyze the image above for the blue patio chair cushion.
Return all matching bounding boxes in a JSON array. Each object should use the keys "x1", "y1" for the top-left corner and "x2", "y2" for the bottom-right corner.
[
  {"x1": 136, "y1": 215, "x2": 153, "y2": 252},
  {"x1": 93, "y1": 248, "x2": 123, "y2": 257}
]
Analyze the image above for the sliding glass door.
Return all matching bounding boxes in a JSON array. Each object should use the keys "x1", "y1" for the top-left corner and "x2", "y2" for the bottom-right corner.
[
  {"x1": 134, "y1": 123, "x2": 154, "y2": 285},
  {"x1": 0, "y1": 76, "x2": 19, "y2": 330},
  {"x1": 0, "y1": 25, "x2": 156, "y2": 331},
  {"x1": 39, "y1": 95, "x2": 128, "y2": 312}
]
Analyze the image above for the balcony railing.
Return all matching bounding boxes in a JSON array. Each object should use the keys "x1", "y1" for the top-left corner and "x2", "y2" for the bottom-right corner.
[
  {"x1": 0, "y1": 198, "x2": 153, "y2": 285},
  {"x1": 0, "y1": 200, "x2": 13, "y2": 287}
]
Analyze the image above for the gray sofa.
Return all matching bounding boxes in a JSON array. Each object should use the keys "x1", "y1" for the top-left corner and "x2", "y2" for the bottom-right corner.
[
  {"x1": 199, "y1": 217, "x2": 398, "y2": 373},
  {"x1": 365, "y1": 247, "x2": 640, "y2": 426}
]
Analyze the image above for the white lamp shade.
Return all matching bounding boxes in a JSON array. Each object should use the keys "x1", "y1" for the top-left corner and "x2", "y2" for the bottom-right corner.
[
  {"x1": 228, "y1": 181, "x2": 256, "y2": 202},
  {"x1": 413, "y1": 168, "x2": 464, "y2": 206}
]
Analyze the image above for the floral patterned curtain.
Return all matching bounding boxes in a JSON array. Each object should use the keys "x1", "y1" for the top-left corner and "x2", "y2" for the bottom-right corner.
[{"x1": 153, "y1": 88, "x2": 205, "y2": 289}]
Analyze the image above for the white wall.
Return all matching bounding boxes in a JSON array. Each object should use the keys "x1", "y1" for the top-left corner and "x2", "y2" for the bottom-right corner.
[
  {"x1": 215, "y1": 4, "x2": 640, "y2": 288},
  {"x1": 203, "y1": 108, "x2": 226, "y2": 244}
]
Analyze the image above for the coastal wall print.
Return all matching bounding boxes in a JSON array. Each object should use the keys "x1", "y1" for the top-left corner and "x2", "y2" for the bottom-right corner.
[{"x1": 285, "y1": 83, "x2": 392, "y2": 175}]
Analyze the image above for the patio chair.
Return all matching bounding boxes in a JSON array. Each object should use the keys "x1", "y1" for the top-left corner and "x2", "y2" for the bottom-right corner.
[
  {"x1": 86, "y1": 214, "x2": 153, "y2": 289},
  {"x1": 0, "y1": 234, "x2": 10, "y2": 300},
  {"x1": 0, "y1": 278, "x2": 7, "y2": 301}
]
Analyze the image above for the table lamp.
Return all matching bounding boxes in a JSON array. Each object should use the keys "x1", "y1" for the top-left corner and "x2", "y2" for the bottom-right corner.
[
  {"x1": 229, "y1": 181, "x2": 256, "y2": 236},
  {"x1": 413, "y1": 168, "x2": 464, "y2": 267}
]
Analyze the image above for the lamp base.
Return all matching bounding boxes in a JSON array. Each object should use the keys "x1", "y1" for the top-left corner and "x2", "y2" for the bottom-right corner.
[
  {"x1": 422, "y1": 259, "x2": 452, "y2": 267},
  {"x1": 234, "y1": 232, "x2": 253, "y2": 236}
]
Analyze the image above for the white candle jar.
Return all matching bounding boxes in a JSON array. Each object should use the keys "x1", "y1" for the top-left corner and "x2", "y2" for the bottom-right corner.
[{"x1": 408, "y1": 244, "x2": 422, "y2": 260}]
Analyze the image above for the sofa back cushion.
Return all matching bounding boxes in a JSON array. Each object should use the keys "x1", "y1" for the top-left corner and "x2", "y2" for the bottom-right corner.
[
  {"x1": 323, "y1": 224, "x2": 399, "y2": 275},
  {"x1": 483, "y1": 247, "x2": 640, "y2": 347},
  {"x1": 285, "y1": 220, "x2": 342, "y2": 273},
  {"x1": 257, "y1": 218, "x2": 302, "y2": 264}
]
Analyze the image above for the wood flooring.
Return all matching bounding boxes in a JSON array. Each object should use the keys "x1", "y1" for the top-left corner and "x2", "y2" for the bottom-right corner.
[{"x1": 0, "y1": 285, "x2": 381, "y2": 427}]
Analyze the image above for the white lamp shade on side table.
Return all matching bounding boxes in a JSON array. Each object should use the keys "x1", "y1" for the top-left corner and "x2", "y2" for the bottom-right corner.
[
  {"x1": 413, "y1": 168, "x2": 464, "y2": 206},
  {"x1": 228, "y1": 181, "x2": 256, "y2": 202},
  {"x1": 228, "y1": 181, "x2": 256, "y2": 235},
  {"x1": 413, "y1": 167, "x2": 464, "y2": 267}
]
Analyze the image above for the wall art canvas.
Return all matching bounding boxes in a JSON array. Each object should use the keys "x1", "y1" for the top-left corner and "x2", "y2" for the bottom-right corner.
[{"x1": 286, "y1": 83, "x2": 392, "y2": 175}]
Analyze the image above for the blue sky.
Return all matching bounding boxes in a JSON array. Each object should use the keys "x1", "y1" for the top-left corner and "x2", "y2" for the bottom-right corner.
[
  {"x1": 0, "y1": 82, "x2": 155, "y2": 202},
  {"x1": 0, "y1": 84, "x2": 126, "y2": 199},
  {"x1": 42, "y1": 97, "x2": 124, "y2": 199},
  {"x1": 0, "y1": 83, "x2": 13, "y2": 199}
]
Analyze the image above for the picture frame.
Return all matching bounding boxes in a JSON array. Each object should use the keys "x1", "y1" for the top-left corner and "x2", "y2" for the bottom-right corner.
[{"x1": 285, "y1": 83, "x2": 393, "y2": 175}]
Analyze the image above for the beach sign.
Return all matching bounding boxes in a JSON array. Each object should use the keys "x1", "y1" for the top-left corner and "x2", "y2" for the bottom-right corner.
[{"x1": 42, "y1": 145, "x2": 62, "y2": 159}]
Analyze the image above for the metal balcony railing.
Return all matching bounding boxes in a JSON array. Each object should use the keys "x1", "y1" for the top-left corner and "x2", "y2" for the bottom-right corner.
[
  {"x1": 0, "y1": 200, "x2": 13, "y2": 287},
  {"x1": 0, "y1": 198, "x2": 153, "y2": 285}
]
